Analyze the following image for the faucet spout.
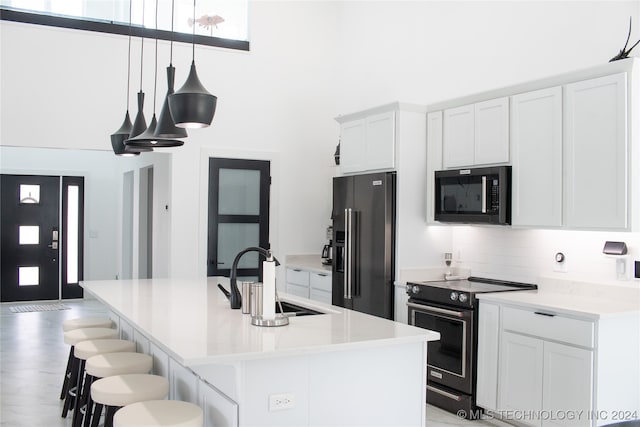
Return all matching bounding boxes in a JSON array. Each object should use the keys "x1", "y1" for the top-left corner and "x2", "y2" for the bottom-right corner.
[{"x1": 228, "y1": 246, "x2": 280, "y2": 309}]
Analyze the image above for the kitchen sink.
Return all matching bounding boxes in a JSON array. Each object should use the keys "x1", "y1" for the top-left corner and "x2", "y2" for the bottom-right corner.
[{"x1": 276, "y1": 301, "x2": 323, "y2": 316}]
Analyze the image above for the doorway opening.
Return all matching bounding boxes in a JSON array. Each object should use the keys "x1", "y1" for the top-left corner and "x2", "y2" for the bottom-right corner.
[
  {"x1": 207, "y1": 158, "x2": 271, "y2": 281},
  {"x1": 1, "y1": 174, "x2": 85, "y2": 302}
]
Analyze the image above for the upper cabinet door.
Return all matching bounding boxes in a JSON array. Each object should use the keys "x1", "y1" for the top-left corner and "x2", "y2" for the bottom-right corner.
[
  {"x1": 426, "y1": 111, "x2": 443, "y2": 223},
  {"x1": 365, "y1": 111, "x2": 396, "y2": 171},
  {"x1": 511, "y1": 87, "x2": 563, "y2": 227},
  {"x1": 339, "y1": 119, "x2": 366, "y2": 174},
  {"x1": 564, "y1": 72, "x2": 628, "y2": 229},
  {"x1": 443, "y1": 104, "x2": 475, "y2": 168},
  {"x1": 474, "y1": 97, "x2": 510, "y2": 165}
]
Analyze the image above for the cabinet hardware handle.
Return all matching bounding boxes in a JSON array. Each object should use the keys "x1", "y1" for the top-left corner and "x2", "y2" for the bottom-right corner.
[
  {"x1": 317, "y1": 273, "x2": 328, "y2": 277},
  {"x1": 534, "y1": 311, "x2": 556, "y2": 317},
  {"x1": 293, "y1": 269, "x2": 302, "y2": 272}
]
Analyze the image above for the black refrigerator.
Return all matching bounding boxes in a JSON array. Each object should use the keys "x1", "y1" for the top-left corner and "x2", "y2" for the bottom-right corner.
[{"x1": 332, "y1": 171, "x2": 396, "y2": 320}]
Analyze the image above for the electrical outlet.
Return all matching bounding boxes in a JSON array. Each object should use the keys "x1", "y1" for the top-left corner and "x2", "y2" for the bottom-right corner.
[{"x1": 269, "y1": 393, "x2": 295, "y2": 411}]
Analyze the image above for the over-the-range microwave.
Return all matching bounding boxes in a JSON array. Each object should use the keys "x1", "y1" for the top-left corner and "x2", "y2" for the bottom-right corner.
[{"x1": 434, "y1": 166, "x2": 511, "y2": 225}]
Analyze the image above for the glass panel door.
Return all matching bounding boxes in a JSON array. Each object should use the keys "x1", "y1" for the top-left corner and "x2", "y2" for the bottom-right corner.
[
  {"x1": 1, "y1": 174, "x2": 60, "y2": 302},
  {"x1": 207, "y1": 158, "x2": 270, "y2": 280}
]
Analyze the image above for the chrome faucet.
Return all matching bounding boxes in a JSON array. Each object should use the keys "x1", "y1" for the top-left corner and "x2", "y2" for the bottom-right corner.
[{"x1": 228, "y1": 246, "x2": 280, "y2": 309}]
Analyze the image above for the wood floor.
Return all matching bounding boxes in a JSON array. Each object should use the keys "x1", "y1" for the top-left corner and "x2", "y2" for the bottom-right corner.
[{"x1": 0, "y1": 298, "x2": 496, "y2": 427}]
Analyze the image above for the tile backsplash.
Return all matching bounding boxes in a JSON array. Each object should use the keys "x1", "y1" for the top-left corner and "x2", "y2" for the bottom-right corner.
[{"x1": 449, "y1": 226, "x2": 640, "y2": 288}]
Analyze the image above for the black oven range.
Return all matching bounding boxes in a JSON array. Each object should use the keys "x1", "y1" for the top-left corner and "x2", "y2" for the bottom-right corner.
[{"x1": 406, "y1": 276, "x2": 537, "y2": 418}]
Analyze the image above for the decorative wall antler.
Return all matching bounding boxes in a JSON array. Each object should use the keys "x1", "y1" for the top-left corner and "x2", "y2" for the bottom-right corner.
[{"x1": 610, "y1": 17, "x2": 640, "y2": 62}]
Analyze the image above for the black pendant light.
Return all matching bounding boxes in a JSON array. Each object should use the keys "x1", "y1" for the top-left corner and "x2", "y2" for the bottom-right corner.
[
  {"x1": 111, "y1": 0, "x2": 151, "y2": 156},
  {"x1": 168, "y1": 0, "x2": 217, "y2": 128},
  {"x1": 127, "y1": 0, "x2": 184, "y2": 147},
  {"x1": 127, "y1": 0, "x2": 148, "y2": 141},
  {"x1": 154, "y1": 0, "x2": 188, "y2": 139}
]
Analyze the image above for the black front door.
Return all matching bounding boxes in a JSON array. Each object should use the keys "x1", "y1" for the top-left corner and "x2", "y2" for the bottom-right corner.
[{"x1": 1, "y1": 174, "x2": 60, "y2": 302}]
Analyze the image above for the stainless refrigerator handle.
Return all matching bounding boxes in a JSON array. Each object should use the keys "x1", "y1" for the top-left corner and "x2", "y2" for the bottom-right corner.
[
  {"x1": 481, "y1": 176, "x2": 487, "y2": 213},
  {"x1": 344, "y1": 208, "x2": 349, "y2": 299},
  {"x1": 348, "y1": 208, "x2": 353, "y2": 299}
]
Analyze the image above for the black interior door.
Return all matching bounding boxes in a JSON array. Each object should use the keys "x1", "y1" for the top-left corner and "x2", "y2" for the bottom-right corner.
[
  {"x1": 207, "y1": 158, "x2": 271, "y2": 280},
  {"x1": 1, "y1": 174, "x2": 60, "y2": 302}
]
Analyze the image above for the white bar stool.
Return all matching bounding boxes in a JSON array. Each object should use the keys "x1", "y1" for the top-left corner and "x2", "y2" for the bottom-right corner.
[
  {"x1": 61, "y1": 328, "x2": 119, "y2": 418},
  {"x1": 71, "y1": 340, "x2": 137, "y2": 427},
  {"x1": 114, "y1": 400, "x2": 203, "y2": 427},
  {"x1": 89, "y1": 374, "x2": 169, "y2": 427},
  {"x1": 81, "y1": 352, "x2": 153, "y2": 427},
  {"x1": 60, "y1": 317, "x2": 113, "y2": 400}
]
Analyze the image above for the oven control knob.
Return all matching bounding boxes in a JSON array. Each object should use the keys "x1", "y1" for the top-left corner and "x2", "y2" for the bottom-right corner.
[
  {"x1": 458, "y1": 293, "x2": 468, "y2": 303},
  {"x1": 411, "y1": 286, "x2": 420, "y2": 294},
  {"x1": 450, "y1": 292, "x2": 458, "y2": 301}
]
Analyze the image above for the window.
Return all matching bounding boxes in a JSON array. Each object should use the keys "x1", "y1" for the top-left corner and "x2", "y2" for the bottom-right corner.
[{"x1": 0, "y1": 0, "x2": 249, "y2": 50}]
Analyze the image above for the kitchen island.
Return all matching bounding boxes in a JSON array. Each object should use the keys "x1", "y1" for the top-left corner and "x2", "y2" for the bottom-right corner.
[{"x1": 81, "y1": 277, "x2": 439, "y2": 427}]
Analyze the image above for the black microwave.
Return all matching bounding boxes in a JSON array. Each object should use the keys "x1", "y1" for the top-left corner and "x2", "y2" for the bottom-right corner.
[{"x1": 434, "y1": 166, "x2": 511, "y2": 225}]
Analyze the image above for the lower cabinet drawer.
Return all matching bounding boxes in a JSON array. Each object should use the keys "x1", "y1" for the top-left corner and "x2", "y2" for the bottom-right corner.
[
  {"x1": 310, "y1": 272, "x2": 331, "y2": 292},
  {"x1": 286, "y1": 282, "x2": 309, "y2": 298},
  {"x1": 310, "y1": 288, "x2": 332, "y2": 305},
  {"x1": 502, "y1": 306, "x2": 594, "y2": 348},
  {"x1": 286, "y1": 268, "x2": 310, "y2": 286}
]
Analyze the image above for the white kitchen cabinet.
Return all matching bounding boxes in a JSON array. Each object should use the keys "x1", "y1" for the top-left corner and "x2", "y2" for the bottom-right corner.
[
  {"x1": 564, "y1": 72, "x2": 627, "y2": 229},
  {"x1": 493, "y1": 305, "x2": 596, "y2": 427},
  {"x1": 426, "y1": 111, "x2": 443, "y2": 223},
  {"x1": 339, "y1": 119, "x2": 366, "y2": 173},
  {"x1": 499, "y1": 331, "x2": 544, "y2": 426},
  {"x1": 474, "y1": 97, "x2": 510, "y2": 165},
  {"x1": 443, "y1": 104, "x2": 474, "y2": 167},
  {"x1": 309, "y1": 271, "x2": 332, "y2": 304},
  {"x1": 133, "y1": 328, "x2": 150, "y2": 354},
  {"x1": 169, "y1": 357, "x2": 199, "y2": 404},
  {"x1": 365, "y1": 111, "x2": 396, "y2": 171},
  {"x1": 119, "y1": 318, "x2": 133, "y2": 341},
  {"x1": 199, "y1": 380, "x2": 239, "y2": 427},
  {"x1": 511, "y1": 86, "x2": 563, "y2": 227},
  {"x1": 286, "y1": 268, "x2": 310, "y2": 298},
  {"x1": 443, "y1": 97, "x2": 509, "y2": 168},
  {"x1": 542, "y1": 342, "x2": 593, "y2": 427},
  {"x1": 476, "y1": 301, "x2": 500, "y2": 411},
  {"x1": 286, "y1": 266, "x2": 332, "y2": 303},
  {"x1": 338, "y1": 111, "x2": 395, "y2": 174},
  {"x1": 149, "y1": 342, "x2": 170, "y2": 377}
]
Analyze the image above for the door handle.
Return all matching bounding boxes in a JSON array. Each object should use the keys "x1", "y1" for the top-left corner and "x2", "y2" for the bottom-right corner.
[{"x1": 48, "y1": 242, "x2": 58, "y2": 249}]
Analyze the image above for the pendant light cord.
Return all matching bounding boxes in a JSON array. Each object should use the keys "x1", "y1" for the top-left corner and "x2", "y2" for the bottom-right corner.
[
  {"x1": 170, "y1": 0, "x2": 175, "y2": 65},
  {"x1": 153, "y1": 0, "x2": 158, "y2": 111},
  {"x1": 126, "y1": 0, "x2": 133, "y2": 109},
  {"x1": 139, "y1": 0, "x2": 145, "y2": 91},
  {"x1": 192, "y1": 0, "x2": 196, "y2": 61}
]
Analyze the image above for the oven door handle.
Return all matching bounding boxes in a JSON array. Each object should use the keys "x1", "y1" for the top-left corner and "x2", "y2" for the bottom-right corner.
[
  {"x1": 426, "y1": 385, "x2": 463, "y2": 402},
  {"x1": 406, "y1": 302, "x2": 466, "y2": 318}
]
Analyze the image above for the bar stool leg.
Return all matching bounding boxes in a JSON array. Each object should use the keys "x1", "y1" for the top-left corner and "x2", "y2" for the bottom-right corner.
[
  {"x1": 90, "y1": 403, "x2": 103, "y2": 427},
  {"x1": 79, "y1": 374, "x2": 94, "y2": 427},
  {"x1": 60, "y1": 346, "x2": 75, "y2": 400},
  {"x1": 71, "y1": 361, "x2": 87, "y2": 427},
  {"x1": 61, "y1": 355, "x2": 80, "y2": 417},
  {"x1": 104, "y1": 406, "x2": 118, "y2": 427}
]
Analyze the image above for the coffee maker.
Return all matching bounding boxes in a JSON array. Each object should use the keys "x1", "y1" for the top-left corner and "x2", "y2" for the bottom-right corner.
[{"x1": 322, "y1": 225, "x2": 333, "y2": 265}]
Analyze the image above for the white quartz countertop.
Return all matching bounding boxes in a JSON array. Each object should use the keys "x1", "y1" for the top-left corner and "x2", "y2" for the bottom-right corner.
[
  {"x1": 285, "y1": 254, "x2": 332, "y2": 274},
  {"x1": 81, "y1": 277, "x2": 438, "y2": 366},
  {"x1": 477, "y1": 288, "x2": 640, "y2": 319}
]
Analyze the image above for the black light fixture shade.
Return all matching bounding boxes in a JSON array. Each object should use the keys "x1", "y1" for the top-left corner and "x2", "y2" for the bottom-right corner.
[
  {"x1": 111, "y1": 111, "x2": 152, "y2": 156},
  {"x1": 126, "y1": 114, "x2": 184, "y2": 147},
  {"x1": 129, "y1": 91, "x2": 148, "y2": 138},
  {"x1": 155, "y1": 65, "x2": 188, "y2": 138},
  {"x1": 169, "y1": 61, "x2": 217, "y2": 128}
]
